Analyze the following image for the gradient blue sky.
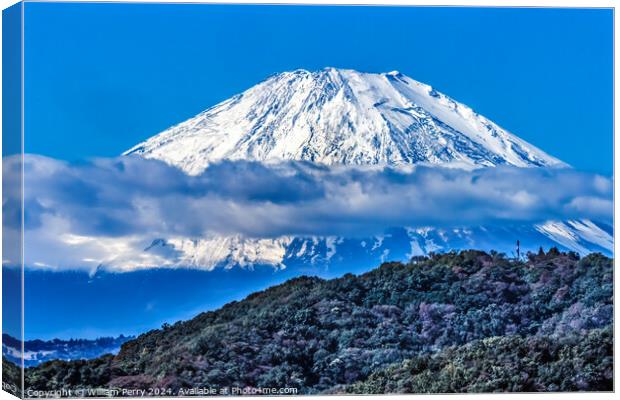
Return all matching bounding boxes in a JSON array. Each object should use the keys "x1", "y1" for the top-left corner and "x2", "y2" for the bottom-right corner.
[{"x1": 24, "y1": 3, "x2": 613, "y2": 174}]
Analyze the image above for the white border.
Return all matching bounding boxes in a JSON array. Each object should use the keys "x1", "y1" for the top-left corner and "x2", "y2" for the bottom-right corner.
[
  {"x1": 0, "y1": 1, "x2": 616, "y2": 400},
  {"x1": 7, "y1": 0, "x2": 617, "y2": 6}
]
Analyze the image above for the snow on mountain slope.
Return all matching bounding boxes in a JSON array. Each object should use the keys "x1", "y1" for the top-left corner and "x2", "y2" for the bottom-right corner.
[
  {"x1": 535, "y1": 220, "x2": 613, "y2": 255},
  {"x1": 142, "y1": 220, "x2": 612, "y2": 272},
  {"x1": 125, "y1": 68, "x2": 565, "y2": 175},
  {"x1": 145, "y1": 236, "x2": 293, "y2": 271}
]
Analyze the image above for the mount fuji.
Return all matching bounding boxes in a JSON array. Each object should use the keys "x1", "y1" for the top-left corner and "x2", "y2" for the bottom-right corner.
[
  {"x1": 124, "y1": 68, "x2": 612, "y2": 271},
  {"x1": 125, "y1": 68, "x2": 565, "y2": 174}
]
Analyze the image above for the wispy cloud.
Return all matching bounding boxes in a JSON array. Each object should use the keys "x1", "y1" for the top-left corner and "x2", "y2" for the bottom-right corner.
[{"x1": 5, "y1": 154, "x2": 612, "y2": 271}]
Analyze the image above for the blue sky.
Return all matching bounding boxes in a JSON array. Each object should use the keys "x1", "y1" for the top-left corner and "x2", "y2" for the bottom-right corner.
[
  {"x1": 23, "y1": 267, "x2": 298, "y2": 340},
  {"x1": 24, "y1": 3, "x2": 613, "y2": 174}
]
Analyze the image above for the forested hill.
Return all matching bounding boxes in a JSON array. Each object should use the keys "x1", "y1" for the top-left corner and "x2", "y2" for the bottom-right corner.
[{"x1": 23, "y1": 249, "x2": 613, "y2": 394}]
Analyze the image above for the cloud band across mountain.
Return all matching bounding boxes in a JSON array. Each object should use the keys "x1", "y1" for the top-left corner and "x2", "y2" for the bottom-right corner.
[{"x1": 5, "y1": 154, "x2": 612, "y2": 271}]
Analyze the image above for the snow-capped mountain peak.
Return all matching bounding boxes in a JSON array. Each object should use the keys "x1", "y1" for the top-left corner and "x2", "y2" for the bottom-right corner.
[
  {"x1": 124, "y1": 68, "x2": 566, "y2": 175},
  {"x1": 116, "y1": 68, "x2": 603, "y2": 273}
]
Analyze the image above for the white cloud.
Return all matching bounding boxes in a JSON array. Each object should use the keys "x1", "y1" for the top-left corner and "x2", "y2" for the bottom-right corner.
[{"x1": 3, "y1": 154, "x2": 612, "y2": 272}]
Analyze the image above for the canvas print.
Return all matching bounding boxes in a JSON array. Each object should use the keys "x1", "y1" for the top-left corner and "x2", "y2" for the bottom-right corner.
[{"x1": 2, "y1": 2, "x2": 614, "y2": 397}]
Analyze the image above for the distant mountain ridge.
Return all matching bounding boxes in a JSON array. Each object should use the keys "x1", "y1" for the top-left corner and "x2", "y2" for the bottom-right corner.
[
  {"x1": 125, "y1": 68, "x2": 565, "y2": 175},
  {"x1": 2, "y1": 334, "x2": 133, "y2": 367}
]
